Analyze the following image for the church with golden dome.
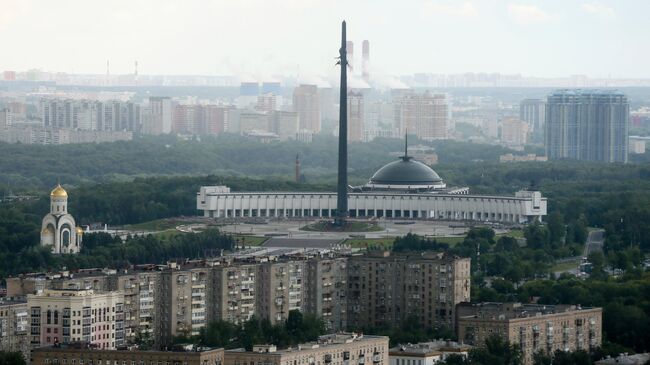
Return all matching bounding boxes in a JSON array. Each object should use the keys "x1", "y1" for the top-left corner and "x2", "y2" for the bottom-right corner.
[{"x1": 40, "y1": 184, "x2": 83, "y2": 254}]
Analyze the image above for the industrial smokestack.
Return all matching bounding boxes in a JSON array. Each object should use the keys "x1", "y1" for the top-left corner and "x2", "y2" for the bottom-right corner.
[
  {"x1": 362, "y1": 40, "x2": 370, "y2": 82},
  {"x1": 336, "y1": 21, "x2": 349, "y2": 225}
]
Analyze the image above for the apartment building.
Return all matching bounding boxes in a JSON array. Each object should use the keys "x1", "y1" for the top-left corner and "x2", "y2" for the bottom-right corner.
[
  {"x1": 0, "y1": 299, "x2": 29, "y2": 360},
  {"x1": 40, "y1": 99, "x2": 141, "y2": 132},
  {"x1": 394, "y1": 92, "x2": 448, "y2": 140},
  {"x1": 257, "y1": 260, "x2": 307, "y2": 325},
  {"x1": 347, "y1": 251, "x2": 470, "y2": 330},
  {"x1": 109, "y1": 271, "x2": 162, "y2": 347},
  {"x1": 456, "y1": 302, "x2": 603, "y2": 365},
  {"x1": 159, "y1": 267, "x2": 211, "y2": 344},
  {"x1": 305, "y1": 257, "x2": 348, "y2": 331},
  {"x1": 27, "y1": 289, "x2": 124, "y2": 350},
  {"x1": 5, "y1": 252, "x2": 473, "y2": 353},
  {"x1": 210, "y1": 263, "x2": 258, "y2": 325},
  {"x1": 224, "y1": 333, "x2": 389, "y2": 365},
  {"x1": 32, "y1": 343, "x2": 224, "y2": 365}
]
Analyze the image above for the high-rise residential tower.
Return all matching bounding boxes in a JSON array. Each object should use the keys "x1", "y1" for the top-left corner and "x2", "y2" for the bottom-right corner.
[
  {"x1": 292, "y1": 84, "x2": 321, "y2": 133},
  {"x1": 545, "y1": 90, "x2": 629, "y2": 163},
  {"x1": 519, "y1": 98, "x2": 545, "y2": 141},
  {"x1": 394, "y1": 91, "x2": 448, "y2": 140},
  {"x1": 348, "y1": 91, "x2": 364, "y2": 142}
]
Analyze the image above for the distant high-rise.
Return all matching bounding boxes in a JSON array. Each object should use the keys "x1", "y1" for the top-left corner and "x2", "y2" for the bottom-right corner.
[
  {"x1": 40, "y1": 99, "x2": 141, "y2": 132},
  {"x1": 546, "y1": 90, "x2": 629, "y2": 163},
  {"x1": 292, "y1": 84, "x2": 321, "y2": 133},
  {"x1": 520, "y1": 98, "x2": 545, "y2": 141},
  {"x1": 255, "y1": 93, "x2": 277, "y2": 113},
  {"x1": 271, "y1": 110, "x2": 299, "y2": 140},
  {"x1": 501, "y1": 117, "x2": 529, "y2": 146},
  {"x1": 394, "y1": 91, "x2": 448, "y2": 140},
  {"x1": 348, "y1": 91, "x2": 364, "y2": 142},
  {"x1": 362, "y1": 40, "x2": 370, "y2": 82},
  {"x1": 204, "y1": 105, "x2": 231, "y2": 136},
  {"x1": 147, "y1": 97, "x2": 173, "y2": 135},
  {"x1": 172, "y1": 104, "x2": 205, "y2": 134}
]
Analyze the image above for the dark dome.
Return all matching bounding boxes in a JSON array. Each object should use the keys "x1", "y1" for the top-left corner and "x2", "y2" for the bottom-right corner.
[{"x1": 369, "y1": 157, "x2": 443, "y2": 186}]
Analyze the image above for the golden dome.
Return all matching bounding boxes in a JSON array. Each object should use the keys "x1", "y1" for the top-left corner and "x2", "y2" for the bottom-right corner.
[
  {"x1": 50, "y1": 184, "x2": 68, "y2": 198},
  {"x1": 76, "y1": 227, "x2": 83, "y2": 234}
]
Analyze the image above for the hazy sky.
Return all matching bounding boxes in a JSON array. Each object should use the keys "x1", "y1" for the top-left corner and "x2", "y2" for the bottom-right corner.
[{"x1": 1, "y1": 0, "x2": 648, "y2": 78}]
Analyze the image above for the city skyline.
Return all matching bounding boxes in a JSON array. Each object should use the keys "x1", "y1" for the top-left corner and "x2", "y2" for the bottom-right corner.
[{"x1": 2, "y1": 0, "x2": 649, "y2": 79}]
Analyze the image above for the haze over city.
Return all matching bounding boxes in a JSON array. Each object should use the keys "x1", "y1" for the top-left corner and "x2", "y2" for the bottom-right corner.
[
  {"x1": 3, "y1": 2, "x2": 650, "y2": 365},
  {"x1": 2, "y1": 0, "x2": 649, "y2": 78}
]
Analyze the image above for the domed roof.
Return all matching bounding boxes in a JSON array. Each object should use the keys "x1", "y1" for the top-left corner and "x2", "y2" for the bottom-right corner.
[
  {"x1": 50, "y1": 184, "x2": 68, "y2": 198},
  {"x1": 369, "y1": 157, "x2": 443, "y2": 186}
]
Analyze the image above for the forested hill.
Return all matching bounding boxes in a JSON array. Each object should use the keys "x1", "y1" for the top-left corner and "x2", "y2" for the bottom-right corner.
[{"x1": 0, "y1": 134, "x2": 519, "y2": 194}]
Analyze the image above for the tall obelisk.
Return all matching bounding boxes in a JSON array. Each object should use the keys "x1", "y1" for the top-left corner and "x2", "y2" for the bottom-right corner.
[{"x1": 335, "y1": 20, "x2": 349, "y2": 226}]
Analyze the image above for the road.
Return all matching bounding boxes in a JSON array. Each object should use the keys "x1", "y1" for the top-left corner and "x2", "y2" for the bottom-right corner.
[
  {"x1": 584, "y1": 229, "x2": 605, "y2": 256},
  {"x1": 553, "y1": 228, "x2": 605, "y2": 277}
]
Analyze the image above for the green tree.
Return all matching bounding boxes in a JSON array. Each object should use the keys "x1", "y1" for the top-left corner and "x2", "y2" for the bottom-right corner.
[
  {"x1": 0, "y1": 351, "x2": 26, "y2": 365},
  {"x1": 547, "y1": 212, "x2": 566, "y2": 245},
  {"x1": 524, "y1": 224, "x2": 550, "y2": 249},
  {"x1": 468, "y1": 335, "x2": 522, "y2": 365}
]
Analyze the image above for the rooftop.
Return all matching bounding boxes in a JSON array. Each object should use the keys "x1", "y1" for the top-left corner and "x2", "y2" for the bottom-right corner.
[
  {"x1": 390, "y1": 340, "x2": 472, "y2": 356},
  {"x1": 227, "y1": 333, "x2": 388, "y2": 355},
  {"x1": 35, "y1": 342, "x2": 221, "y2": 354},
  {"x1": 458, "y1": 302, "x2": 600, "y2": 320}
]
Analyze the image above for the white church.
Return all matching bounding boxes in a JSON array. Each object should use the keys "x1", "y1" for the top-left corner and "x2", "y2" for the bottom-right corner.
[{"x1": 40, "y1": 184, "x2": 83, "y2": 254}]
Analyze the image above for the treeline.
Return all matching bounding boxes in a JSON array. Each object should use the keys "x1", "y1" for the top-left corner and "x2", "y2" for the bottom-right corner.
[
  {"x1": 0, "y1": 229, "x2": 234, "y2": 280},
  {"x1": 2, "y1": 174, "x2": 331, "y2": 227},
  {"x1": 176, "y1": 310, "x2": 325, "y2": 351},
  {"x1": 394, "y1": 221, "x2": 587, "y2": 284},
  {"x1": 0, "y1": 134, "x2": 522, "y2": 194},
  {"x1": 438, "y1": 336, "x2": 599, "y2": 365}
]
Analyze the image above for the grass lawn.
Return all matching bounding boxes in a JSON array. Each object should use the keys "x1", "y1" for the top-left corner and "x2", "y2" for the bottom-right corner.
[
  {"x1": 152, "y1": 229, "x2": 187, "y2": 240},
  {"x1": 124, "y1": 218, "x2": 210, "y2": 232},
  {"x1": 497, "y1": 229, "x2": 525, "y2": 239},
  {"x1": 434, "y1": 236, "x2": 465, "y2": 246},
  {"x1": 233, "y1": 235, "x2": 269, "y2": 247},
  {"x1": 123, "y1": 219, "x2": 179, "y2": 231},
  {"x1": 346, "y1": 235, "x2": 465, "y2": 250},
  {"x1": 346, "y1": 237, "x2": 395, "y2": 249}
]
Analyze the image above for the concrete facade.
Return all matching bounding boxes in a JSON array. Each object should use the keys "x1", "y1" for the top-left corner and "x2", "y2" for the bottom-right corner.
[
  {"x1": 456, "y1": 302, "x2": 603, "y2": 365},
  {"x1": 0, "y1": 300, "x2": 29, "y2": 361},
  {"x1": 27, "y1": 289, "x2": 124, "y2": 350},
  {"x1": 224, "y1": 333, "x2": 389, "y2": 365},
  {"x1": 347, "y1": 252, "x2": 471, "y2": 330},
  {"x1": 197, "y1": 187, "x2": 546, "y2": 224},
  {"x1": 31, "y1": 345, "x2": 224, "y2": 365}
]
